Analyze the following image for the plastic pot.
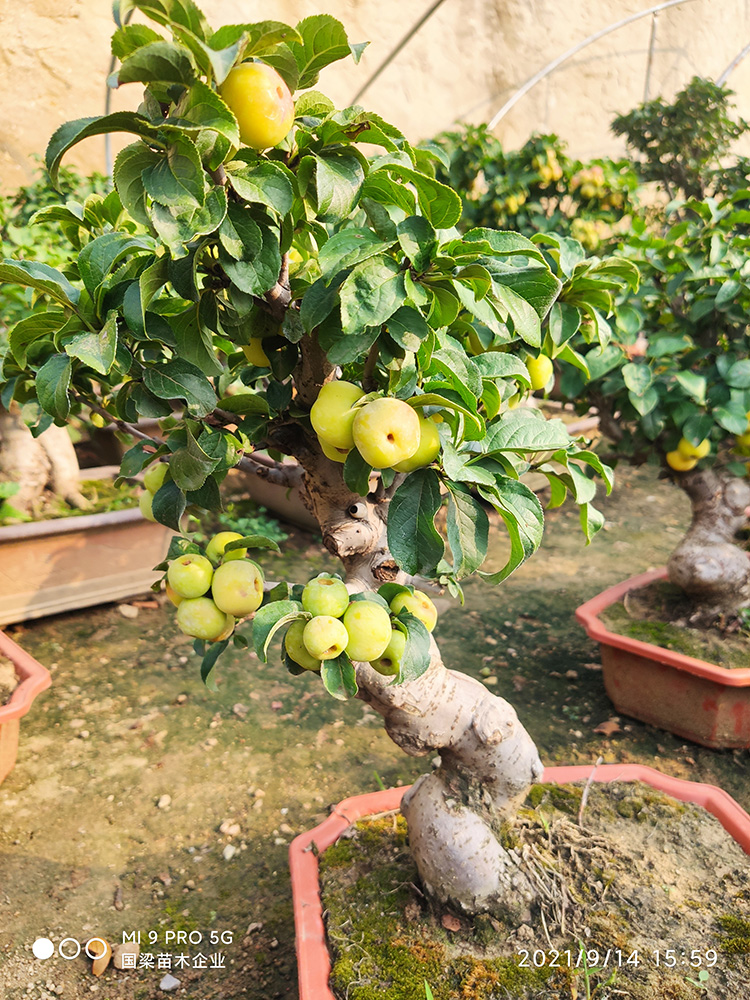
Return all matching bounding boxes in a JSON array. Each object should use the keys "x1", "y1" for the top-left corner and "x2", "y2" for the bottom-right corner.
[
  {"x1": 576, "y1": 569, "x2": 750, "y2": 749},
  {"x1": 288, "y1": 764, "x2": 750, "y2": 1000},
  {"x1": 0, "y1": 630, "x2": 51, "y2": 785}
]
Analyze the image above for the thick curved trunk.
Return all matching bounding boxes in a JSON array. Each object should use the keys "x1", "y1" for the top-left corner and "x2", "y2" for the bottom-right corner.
[
  {"x1": 667, "y1": 468, "x2": 750, "y2": 620},
  {"x1": 0, "y1": 405, "x2": 89, "y2": 514},
  {"x1": 298, "y1": 447, "x2": 543, "y2": 919}
]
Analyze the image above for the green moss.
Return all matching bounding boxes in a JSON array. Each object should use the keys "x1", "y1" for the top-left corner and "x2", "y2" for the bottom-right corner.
[{"x1": 718, "y1": 914, "x2": 750, "y2": 954}]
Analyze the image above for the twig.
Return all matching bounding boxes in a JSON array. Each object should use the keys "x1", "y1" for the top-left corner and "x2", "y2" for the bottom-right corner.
[
  {"x1": 77, "y1": 395, "x2": 159, "y2": 445},
  {"x1": 237, "y1": 453, "x2": 303, "y2": 488},
  {"x1": 578, "y1": 756, "x2": 604, "y2": 829},
  {"x1": 264, "y1": 252, "x2": 292, "y2": 319},
  {"x1": 362, "y1": 340, "x2": 380, "y2": 392}
]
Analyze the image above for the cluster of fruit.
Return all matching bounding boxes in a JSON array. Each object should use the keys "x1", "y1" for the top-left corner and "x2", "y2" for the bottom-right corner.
[
  {"x1": 666, "y1": 436, "x2": 711, "y2": 471},
  {"x1": 310, "y1": 381, "x2": 441, "y2": 472},
  {"x1": 284, "y1": 577, "x2": 438, "y2": 676},
  {"x1": 165, "y1": 532, "x2": 264, "y2": 642},
  {"x1": 570, "y1": 165, "x2": 624, "y2": 210},
  {"x1": 531, "y1": 149, "x2": 563, "y2": 186}
]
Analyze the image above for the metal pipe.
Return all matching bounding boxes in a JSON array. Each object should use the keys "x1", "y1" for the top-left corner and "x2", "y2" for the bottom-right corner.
[
  {"x1": 717, "y1": 39, "x2": 750, "y2": 84},
  {"x1": 350, "y1": 0, "x2": 450, "y2": 105},
  {"x1": 485, "y1": 0, "x2": 703, "y2": 131},
  {"x1": 643, "y1": 11, "x2": 660, "y2": 101},
  {"x1": 104, "y1": 7, "x2": 134, "y2": 179}
]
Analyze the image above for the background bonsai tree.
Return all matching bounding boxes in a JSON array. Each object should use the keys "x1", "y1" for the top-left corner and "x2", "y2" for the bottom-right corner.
[{"x1": 0, "y1": 0, "x2": 635, "y2": 920}]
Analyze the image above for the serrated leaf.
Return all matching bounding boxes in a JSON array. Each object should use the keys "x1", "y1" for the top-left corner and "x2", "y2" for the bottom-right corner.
[
  {"x1": 317, "y1": 228, "x2": 389, "y2": 281},
  {"x1": 0, "y1": 259, "x2": 80, "y2": 308},
  {"x1": 340, "y1": 255, "x2": 406, "y2": 333},
  {"x1": 224, "y1": 534, "x2": 281, "y2": 553},
  {"x1": 215, "y1": 392, "x2": 269, "y2": 415},
  {"x1": 479, "y1": 478, "x2": 544, "y2": 584},
  {"x1": 46, "y1": 112, "x2": 160, "y2": 186},
  {"x1": 143, "y1": 132, "x2": 207, "y2": 209},
  {"x1": 314, "y1": 152, "x2": 365, "y2": 222},
  {"x1": 151, "y1": 478, "x2": 187, "y2": 530},
  {"x1": 77, "y1": 232, "x2": 154, "y2": 298},
  {"x1": 226, "y1": 160, "x2": 295, "y2": 216},
  {"x1": 143, "y1": 358, "x2": 217, "y2": 415},
  {"x1": 113, "y1": 142, "x2": 161, "y2": 227},
  {"x1": 252, "y1": 600, "x2": 304, "y2": 662},
  {"x1": 64, "y1": 311, "x2": 118, "y2": 375},
  {"x1": 200, "y1": 639, "x2": 229, "y2": 692},
  {"x1": 9, "y1": 311, "x2": 65, "y2": 368},
  {"x1": 483, "y1": 411, "x2": 573, "y2": 454},
  {"x1": 320, "y1": 652, "x2": 358, "y2": 700},
  {"x1": 388, "y1": 469, "x2": 444, "y2": 576},
  {"x1": 397, "y1": 216, "x2": 437, "y2": 273},
  {"x1": 115, "y1": 0, "x2": 209, "y2": 39},
  {"x1": 379, "y1": 164, "x2": 461, "y2": 229},
  {"x1": 445, "y1": 481, "x2": 489, "y2": 578},
  {"x1": 343, "y1": 449, "x2": 372, "y2": 496},
  {"x1": 289, "y1": 14, "x2": 352, "y2": 88},
  {"x1": 35, "y1": 354, "x2": 72, "y2": 420},
  {"x1": 116, "y1": 40, "x2": 195, "y2": 87}
]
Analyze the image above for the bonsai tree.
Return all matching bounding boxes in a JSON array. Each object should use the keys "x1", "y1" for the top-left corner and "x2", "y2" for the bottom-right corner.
[
  {"x1": 0, "y1": 0, "x2": 635, "y2": 920},
  {"x1": 561, "y1": 192, "x2": 750, "y2": 623}
]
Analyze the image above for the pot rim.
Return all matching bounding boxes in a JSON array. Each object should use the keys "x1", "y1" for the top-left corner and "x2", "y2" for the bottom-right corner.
[
  {"x1": 0, "y1": 630, "x2": 52, "y2": 723},
  {"x1": 0, "y1": 506, "x2": 149, "y2": 544},
  {"x1": 289, "y1": 763, "x2": 750, "y2": 1000},
  {"x1": 575, "y1": 568, "x2": 750, "y2": 686}
]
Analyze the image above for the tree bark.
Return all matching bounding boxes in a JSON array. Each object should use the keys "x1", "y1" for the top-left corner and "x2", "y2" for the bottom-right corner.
[
  {"x1": 0, "y1": 405, "x2": 89, "y2": 514},
  {"x1": 297, "y1": 448, "x2": 544, "y2": 919},
  {"x1": 667, "y1": 468, "x2": 750, "y2": 619}
]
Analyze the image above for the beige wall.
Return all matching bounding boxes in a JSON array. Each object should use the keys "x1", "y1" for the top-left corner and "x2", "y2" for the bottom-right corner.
[{"x1": 2, "y1": 0, "x2": 750, "y2": 191}]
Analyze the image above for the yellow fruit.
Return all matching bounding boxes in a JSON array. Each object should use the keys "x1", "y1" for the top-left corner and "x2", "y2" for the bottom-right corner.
[
  {"x1": 165, "y1": 582, "x2": 183, "y2": 608},
  {"x1": 303, "y1": 615, "x2": 349, "y2": 660},
  {"x1": 666, "y1": 450, "x2": 697, "y2": 472},
  {"x1": 320, "y1": 437, "x2": 351, "y2": 463},
  {"x1": 736, "y1": 431, "x2": 750, "y2": 448},
  {"x1": 242, "y1": 338, "x2": 271, "y2": 367},
  {"x1": 167, "y1": 554, "x2": 214, "y2": 599},
  {"x1": 90, "y1": 412, "x2": 106, "y2": 428},
  {"x1": 176, "y1": 597, "x2": 230, "y2": 641},
  {"x1": 211, "y1": 560, "x2": 265, "y2": 617},
  {"x1": 215, "y1": 614, "x2": 237, "y2": 642},
  {"x1": 302, "y1": 577, "x2": 350, "y2": 618},
  {"x1": 205, "y1": 531, "x2": 246, "y2": 565},
  {"x1": 393, "y1": 415, "x2": 441, "y2": 473},
  {"x1": 139, "y1": 491, "x2": 156, "y2": 522},
  {"x1": 677, "y1": 437, "x2": 710, "y2": 460},
  {"x1": 526, "y1": 355, "x2": 554, "y2": 391},
  {"x1": 143, "y1": 462, "x2": 168, "y2": 494},
  {"x1": 284, "y1": 619, "x2": 322, "y2": 671},
  {"x1": 370, "y1": 628, "x2": 406, "y2": 676},
  {"x1": 220, "y1": 62, "x2": 295, "y2": 150},
  {"x1": 310, "y1": 380, "x2": 365, "y2": 450},
  {"x1": 389, "y1": 590, "x2": 438, "y2": 632},
  {"x1": 352, "y1": 398, "x2": 421, "y2": 469},
  {"x1": 342, "y1": 601, "x2": 392, "y2": 662}
]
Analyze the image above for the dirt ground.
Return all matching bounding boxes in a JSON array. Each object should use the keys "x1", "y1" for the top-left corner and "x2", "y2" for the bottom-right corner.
[{"x1": 1, "y1": 463, "x2": 748, "y2": 1000}]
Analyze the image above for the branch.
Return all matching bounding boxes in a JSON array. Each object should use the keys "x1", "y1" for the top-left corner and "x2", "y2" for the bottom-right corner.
[
  {"x1": 589, "y1": 390, "x2": 624, "y2": 444},
  {"x1": 237, "y1": 452, "x2": 304, "y2": 488},
  {"x1": 77, "y1": 396, "x2": 159, "y2": 446},
  {"x1": 263, "y1": 252, "x2": 292, "y2": 321},
  {"x1": 362, "y1": 339, "x2": 380, "y2": 392}
]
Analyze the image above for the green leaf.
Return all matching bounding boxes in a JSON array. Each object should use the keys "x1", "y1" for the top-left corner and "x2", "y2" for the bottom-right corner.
[
  {"x1": 393, "y1": 611, "x2": 432, "y2": 683},
  {"x1": 143, "y1": 358, "x2": 217, "y2": 415},
  {"x1": 9, "y1": 311, "x2": 65, "y2": 368},
  {"x1": 317, "y1": 228, "x2": 389, "y2": 281},
  {"x1": 483, "y1": 410, "x2": 572, "y2": 453},
  {"x1": 674, "y1": 370, "x2": 706, "y2": 404},
  {"x1": 579, "y1": 501, "x2": 605, "y2": 543},
  {"x1": 150, "y1": 186, "x2": 227, "y2": 256},
  {"x1": 36, "y1": 354, "x2": 72, "y2": 420},
  {"x1": 223, "y1": 534, "x2": 281, "y2": 554},
  {"x1": 169, "y1": 426, "x2": 219, "y2": 491},
  {"x1": 111, "y1": 23, "x2": 164, "y2": 59},
  {"x1": 621, "y1": 362, "x2": 653, "y2": 395},
  {"x1": 462, "y1": 229, "x2": 549, "y2": 264},
  {"x1": 226, "y1": 160, "x2": 295, "y2": 217},
  {"x1": 199, "y1": 639, "x2": 229, "y2": 692},
  {"x1": 0, "y1": 259, "x2": 80, "y2": 308},
  {"x1": 252, "y1": 600, "x2": 304, "y2": 662},
  {"x1": 115, "y1": 0, "x2": 210, "y2": 39},
  {"x1": 219, "y1": 203, "x2": 263, "y2": 259},
  {"x1": 143, "y1": 132, "x2": 206, "y2": 209},
  {"x1": 340, "y1": 255, "x2": 406, "y2": 333},
  {"x1": 320, "y1": 652, "x2": 358, "y2": 700},
  {"x1": 376, "y1": 582, "x2": 414, "y2": 605},
  {"x1": 77, "y1": 232, "x2": 154, "y2": 298},
  {"x1": 314, "y1": 152, "x2": 365, "y2": 223},
  {"x1": 445, "y1": 481, "x2": 489, "y2": 578},
  {"x1": 386, "y1": 306, "x2": 432, "y2": 351},
  {"x1": 151, "y1": 479, "x2": 187, "y2": 531},
  {"x1": 215, "y1": 392, "x2": 269, "y2": 415},
  {"x1": 379, "y1": 164, "x2": 461, "y2": 229},
  {"x1": 714, "y1": 399, "x2": 749, "y2": 435},
  {"x1": 116, "y1": 40, "x2": 195, "y2": 87},
  {"x1": 397, "y1": 216, "x2": 437, "y2": 272},
  {"x1": 113, "y1": 142, "x2": 160, "y2": 227},
  {"x1": 64, "y1": 311, "x2": 118, "y2": 375},
  {"x1": 210, "y1": 21, "x2": 301, "y2": 55},
  {"x1": 289, "y1": 14, "x2": 352, "y2": 88},
  {"x1": 472, "y1": 352, "x2": 532, "y2": 385},
  {"x1": 343, "y1": 449, "x2": 372, "y2": 496},
  {"x1": 479, "y1": 478, "x2": 544, "y2": 584},
  {"x1": 46, "y1": 112, "x2": 160, "y2": 186},
  {"x1": 725, "y1": 359, "x2": 750, "y2": 389},
  {"x1": 388, "y1": 469, "x2": 444, "y2": 576},
  {"x1": 221, "y1": 222, "x2": 280, "y2": 296}
]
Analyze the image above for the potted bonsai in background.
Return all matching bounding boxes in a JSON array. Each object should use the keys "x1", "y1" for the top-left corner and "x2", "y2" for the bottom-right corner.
[{"x1": 5, "y1": 4, "x2": 747, "y2": 996}]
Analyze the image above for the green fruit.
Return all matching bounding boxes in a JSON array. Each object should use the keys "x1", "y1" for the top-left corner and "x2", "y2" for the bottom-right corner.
[
  {"x1": 392, "y1": 415, "x2": 441, "y2": 473},
  {"x1": 303, "y1": 616, "x2": 349, "y2": 660},
  {"x1": 205, "y1": 531, "x2": 246, "y2": 565},
  {"x1": 284, "y1": 619, "x2": 323, "y2": 671},
  {"x1": 389, "y1": 590, "x2": 438, "y2": 632},
  {"x1": 167, "y1": 554, "x2": 214, "y2": 599},
  {"x1": 310, "y1": 380, "x2": 365, "y2": 450},
  {"x1": 343, "y1": 601, "x2": 392, "y2": 662},
  {"x1": 302, "y1": 577, "x2": 350, "y2": 618},
  {"x1": 139, "y1": 491, "x2": 156, "y2": 522},
  {"x1": 370, "y1": 628, "x2": 406, "y2": 676},
  {"x1": 211, "y1": 561, "x2": 265, "y2": 617},
  {"x1": 143, "y1": 462, "x2": 168, "y2": 494},
  {"x1": 176, "y1": 597, "x2": 229, "y2": 641},
  {"x1": 351, "y1": 398, "x2": 421, "y2": 470}
]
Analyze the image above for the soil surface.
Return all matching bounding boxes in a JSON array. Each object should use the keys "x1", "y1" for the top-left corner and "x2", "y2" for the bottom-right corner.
[
  {"x1": 601, "y1": 581, "x2": 750, "y2": 669},
  {"x1": 1, "y1": 463, "x2": 749, "y2": 999},
  {"x1": 0, "y1": 655, "x2": 18, "y2": 705},
  {"x1": 321, "y1": 781, "x2": 750, "y2": 999}
]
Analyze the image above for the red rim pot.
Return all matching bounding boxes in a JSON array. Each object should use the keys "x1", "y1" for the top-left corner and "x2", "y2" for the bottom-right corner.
[
  {"x1": 289, "y1": 764, "x2": 750, "y2": 1000},
  {"x1": 0, "y1": 630, "x2": 51, "y2": 785},
  {"x1": 576, "y1": 568, "x2": 750, "y2": 749}
]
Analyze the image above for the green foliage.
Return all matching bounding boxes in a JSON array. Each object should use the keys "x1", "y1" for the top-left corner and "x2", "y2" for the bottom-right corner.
[{"x1": 612, "y1": 76, "x2": 750, "y2": 200}]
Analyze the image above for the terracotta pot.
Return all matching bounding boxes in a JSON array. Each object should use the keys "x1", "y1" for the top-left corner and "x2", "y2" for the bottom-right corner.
[
  {"x1": 288, "y1": 765, "x2": 750, "y2": 1000},
  {"x1": 576, "y1": 569, "x2": 750, "y2": 749},
  {"x1": 0, "y1": 630, "x2": 51, "y2": 785},
  {"x1": 0, "y1": 508, "x2": 171, "y2": 625}
]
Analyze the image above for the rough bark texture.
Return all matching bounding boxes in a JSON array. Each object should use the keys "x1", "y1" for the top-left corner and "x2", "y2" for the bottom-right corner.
[
  {"x1": 297, "y1": 451, "x2": 544, "y2": 918},
  {"x1": 667, "y1": 468, "x2": 750, "y2": 619},
  {"x1": 0, "y1": 405, "x2": 88, "y2": 513}
]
